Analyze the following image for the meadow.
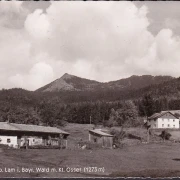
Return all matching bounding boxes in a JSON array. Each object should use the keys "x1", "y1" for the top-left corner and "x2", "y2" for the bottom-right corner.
[
  {"x1": 1, "y1": 143, "x2": 180, "y2": 177},
  {"x1": 1, "y1": 123, "x2": 180, "y2": 178}
]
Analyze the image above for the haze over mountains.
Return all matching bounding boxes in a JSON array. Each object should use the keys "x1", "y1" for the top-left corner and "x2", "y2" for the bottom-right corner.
[{"x1": 36, "y1": 73, "x2": 173, "y2": 93}]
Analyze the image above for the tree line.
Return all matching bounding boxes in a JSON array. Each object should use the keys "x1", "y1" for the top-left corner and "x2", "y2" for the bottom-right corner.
[{"x1": 0, "y1": 89, "x2": 180, "y2": 127}]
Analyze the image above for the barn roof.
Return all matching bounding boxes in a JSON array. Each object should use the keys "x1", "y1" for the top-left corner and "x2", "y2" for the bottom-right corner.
[
  {"x1": 0, "y1": 122, "x2": 69, "y2": 135},
  {"x1": 89, "y1": 129, "x2": 113, "y2": 137},
  {"x1": 148, "y1": 111, "x2": 178, "y2": 120},
  {"x1": 0, "y1": 122, "x2": 19, "y2": 131}
]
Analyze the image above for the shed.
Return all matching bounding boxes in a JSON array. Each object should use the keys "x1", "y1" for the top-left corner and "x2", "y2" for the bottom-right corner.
[{"x1": 88, "y1": 129, "x2": 113, "y2": 148}]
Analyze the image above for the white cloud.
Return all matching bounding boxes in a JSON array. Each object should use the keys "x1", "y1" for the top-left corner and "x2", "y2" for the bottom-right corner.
[
  {"x1": 9, "y1": 74, "x2": 24, "y2": 88},
  {"x1": 9, "y1": 62, "x2": 54, "y2": 90},
  {"x1": 24, "y1": 9, "x2": 52, "y2": 38},
  {"x1": 1, "y1": 1, "x2": 180, "y2": 90}
]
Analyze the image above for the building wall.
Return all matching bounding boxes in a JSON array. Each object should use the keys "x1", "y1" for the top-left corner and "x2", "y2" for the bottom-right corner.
[
  {"x1": 102, "y1": 136, "x2": 113, "y2": 148},
  {"x1": 20, "y1": 136, "x2": 64, "y2": 147},
  {"x1": 20, "y1": 137, "x2": 43, "y2": 146},
  {"x1": 157, "y1": 118, "x2": 179, "y2": 128},
  {"x1": 89, "y1": 133, "x2": 113, "y2": 148},
  {"x1": 0, "y1": 135, "x2": 18, "y2": 148},
  {"x1": 149, "y1": 119, "x2": 157, "y2": 128},
  {"x1": 89, "y1": 133, "x2": 102, "y2": 144},
  {"x1": 150, "y1": 112, "x2": 180, "y2": 129}
]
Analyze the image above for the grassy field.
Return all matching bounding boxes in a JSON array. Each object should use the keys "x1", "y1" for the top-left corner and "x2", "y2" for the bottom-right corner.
[
  {"x1": 1, "y1": 143, "x2": 180, "y2": 177},
  {"x1": 1, "y1": 123, "x2": 180, "y2": 178},
  {"x1": 62, "y1": 123, "x2": 94, "y2": 148}
]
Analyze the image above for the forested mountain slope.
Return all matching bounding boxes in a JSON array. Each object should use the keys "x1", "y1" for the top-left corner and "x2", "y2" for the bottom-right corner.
[{"x1": 0, "y1": 75, "x2": 180, "y2": 126}]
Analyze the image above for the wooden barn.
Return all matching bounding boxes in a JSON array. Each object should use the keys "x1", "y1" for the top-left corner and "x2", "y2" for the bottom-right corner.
[
  {"x1": 88, "y1": 129, "x2": 113, "y2": 148},
  {"x1": 0, "y1": 122, "x2": 70, "y2": 149}
]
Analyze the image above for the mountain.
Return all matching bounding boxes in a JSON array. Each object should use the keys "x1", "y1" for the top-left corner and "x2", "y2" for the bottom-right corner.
[
  {"x1": 36, "y1": 73, "x2": 101, "y2": 92},
  {"x1": 36, "y1": 73, "x2": 173, "y2": 92},
  {"x1": 104, "y1": 75, "x2": 173, "y2": 91},
  {"x1": 1, "y1": 75, "x2": 180, "y2": 126}
]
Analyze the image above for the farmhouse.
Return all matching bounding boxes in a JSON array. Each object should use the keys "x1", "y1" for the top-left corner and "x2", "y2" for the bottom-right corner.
[
  {"x1": 89, "y1": 129, "x2": 113, "y2": 148},
  {"x1": 0, "y1": 122, "x2": 70, "y2": 148},
  {"x1": 148, "y1": 111, "x2": 179, "y2": 129}
]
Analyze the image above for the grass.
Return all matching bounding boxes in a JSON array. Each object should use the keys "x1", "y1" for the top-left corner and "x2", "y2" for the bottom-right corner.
[
  {"x1": 62, "y1": 123, "x2": 94, "y2": 148},
  {"x1": 1, "y1": 143, "x2": 180, "y2": 177},
  {"x1": 1, "y1": 123, "x2": 180, "y2": 177}
]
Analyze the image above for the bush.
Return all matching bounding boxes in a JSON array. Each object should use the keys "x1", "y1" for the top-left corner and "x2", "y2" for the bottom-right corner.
[
  {"x1": 110, "y1": 128, "x2": 126, "y2": 148},
  {"x1": 127, "y1": 133, "x2": 142, "y2": 140},
  {"x1": 104, "y1": 119, "x2": 118, "y2": 128},
  {"x1": 159, "y1": 130, "x2": 171, "y2": 140}
]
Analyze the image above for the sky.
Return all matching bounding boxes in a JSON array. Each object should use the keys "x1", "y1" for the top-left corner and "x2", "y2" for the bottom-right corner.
[{"x1": 1, "y1": 1, "x2": 180, "y2": 90}]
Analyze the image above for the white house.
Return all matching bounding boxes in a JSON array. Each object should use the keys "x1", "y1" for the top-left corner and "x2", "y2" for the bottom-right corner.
[
  {"x1": 0, "y1": 122, "x2": 70, "y2": 148},
  {"x1": 148, "y1": 111, "x2": 179, "y2": 129}
]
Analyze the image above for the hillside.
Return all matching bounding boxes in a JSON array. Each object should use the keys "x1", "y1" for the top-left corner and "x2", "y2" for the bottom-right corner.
[
  {"x1": 36, "y1": 73, "x2": 101, "y2": 92},
  {"x1": 36, "y1": 73, "x2": 173, "y2": 93},
  {"x1": 1, "y1": 74, "x2": 180, "y2": 126},
  {"x1": 106, "y1": 75, "x2": 173, "y2": 91}
]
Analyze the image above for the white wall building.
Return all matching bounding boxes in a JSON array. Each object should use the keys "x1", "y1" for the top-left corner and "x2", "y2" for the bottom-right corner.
[
  {"x1": 0, "y1": 122, "x2": 70, "y2": 148},
  {"x1": 148, "y1": 111, "x2": 180, "y2": 129},
  {"x1": 0, "y1": 136, "x2": 18, "y2": 148}
]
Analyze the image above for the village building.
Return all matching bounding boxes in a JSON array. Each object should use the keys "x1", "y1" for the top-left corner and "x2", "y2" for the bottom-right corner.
[
  {"x1": 89, "y1": 129, "x2": 113, "y2": 148},
  {"x1": 148, "y1": 111, "x2": 179, "y2": 129},
  {"x1": 0, "y1": 122, "x2": 70, "y2": 148}
]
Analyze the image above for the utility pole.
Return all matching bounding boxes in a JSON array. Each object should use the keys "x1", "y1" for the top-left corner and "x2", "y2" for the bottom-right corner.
[
  {"x1": 90, "y1": 116, "x2": 92, "y2": 125},
  {"x1": 147, "y1": 127, "x2": 150, "y2": 143},
  {"x1": 146, "y1": 116, "x2": 151, "y2": 144}
]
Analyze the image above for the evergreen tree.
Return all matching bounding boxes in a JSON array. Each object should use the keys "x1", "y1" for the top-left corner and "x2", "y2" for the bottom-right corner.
[{"x1": 140, "y1": 94, "x2": 155, "y2": 117}]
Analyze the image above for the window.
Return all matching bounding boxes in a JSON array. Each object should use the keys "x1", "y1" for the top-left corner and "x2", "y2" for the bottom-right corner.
[
  {"x1": 7, "y1": 139, "x2": 11, "y2": 143},
  {"x1": 162, "y1": 124, "x2": 164, "y2": 127},
  {"x1": 173, "y1": 119, "x2": 175, "y2": 122},
  {"x1": 0, "y1": 138, "x2": 2, "y2": 142},
  {"x1": 168, "y1": 124, "x2": 170, "y2": 127},
  {"x1": 154, "y1": 124, "x2": 156, "y2": 128},
  {"x1": 173, "y1": 125, "x2": 175, "y2": 128}
]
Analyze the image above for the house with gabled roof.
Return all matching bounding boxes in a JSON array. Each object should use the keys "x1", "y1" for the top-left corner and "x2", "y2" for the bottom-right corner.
[
  {"x1": 0, "y1": 122, "x2": 70, "y2": 148},
  {"x1": 161, "y1": 110, "x2": 180, "y2": 116},
  {"x1": 148, "y1": 111, "x2": 179, "y2": 129}
]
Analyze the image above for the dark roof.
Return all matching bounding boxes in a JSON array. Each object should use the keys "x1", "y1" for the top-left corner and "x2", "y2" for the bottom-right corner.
[
  {"x1": 161, "y1": 110, "x2": 180, "y2": 114},
  {"x1": 89, "y1": 129, "x2": 113, "y2": 137},
  {"x1": 0, "y1": 122, "x2": 70, "y2": 135},
  {"x1": 148, "y1": 111, "x2": 179, "y2": 120},
  {"x1": 148, "y1": 113, "x2": 162, "y2": 120}
]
